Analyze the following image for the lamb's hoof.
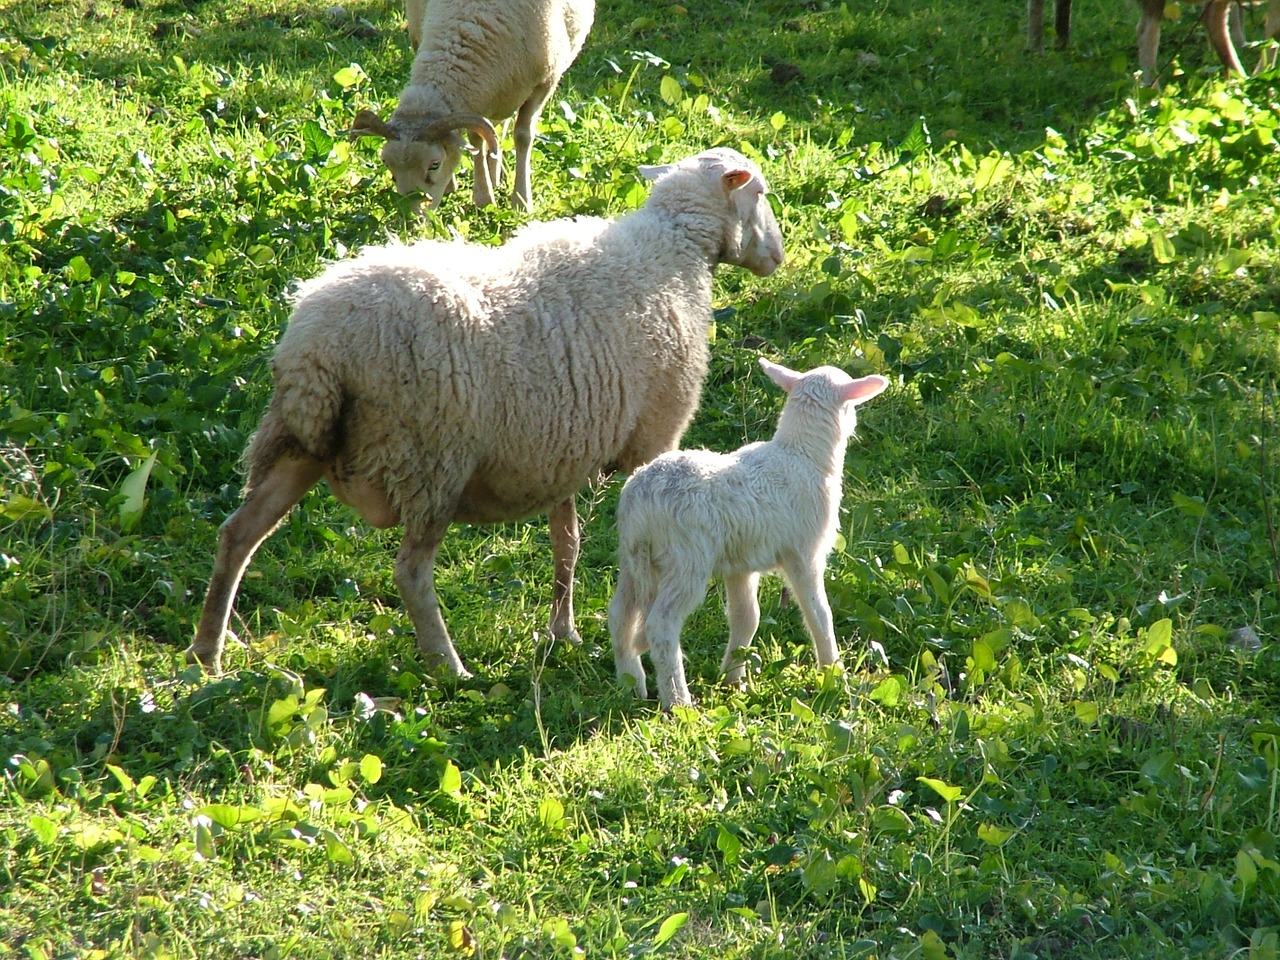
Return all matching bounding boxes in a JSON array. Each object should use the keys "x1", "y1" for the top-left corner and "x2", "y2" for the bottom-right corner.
[{"x1": 550, "y1": 626, "x2": 584, "y2": 648}]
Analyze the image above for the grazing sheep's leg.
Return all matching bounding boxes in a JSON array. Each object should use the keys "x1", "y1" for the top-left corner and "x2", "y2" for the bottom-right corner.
[
  {"x1": 720, "y1": 571, "x2": 761, "y2": 688},
  {"x1": 781, "y1": 559, "x2": 841, "y2": 671},
  {"x1": 645, "y1": 577, "x2": 707, "y2": 710},
  {"x1": 1262, "y1": 0, "x2": 1280, "y2": 73},
  {"x1": 510, "y1": 84, "x2": 553, "y2": 212},
  {"x1": 1137, "y1": 0, "x2": 1165, "y2": 84},
  {"x1": 547, "y1": 497, "x2": 583, "y2": 645},
  {"x1": 1027, "y1": 0, "x2": 1046, "y2": 53},
  {"x1": 405, "y1": 0, "x2": 426, "y2": 50},
  {"x1": 1202, "y1": 0, "x2": 1246, "y2": 74},
  {"x1": 187, "y1": 454, "x2": 325, "y2": 674},
  {"x1": 609, "y1": 569, "x2": 648, "y2": 699},
  {"x1": 1053, "y1": 0, "x2": 1072, "y2": 49},
  {"x1": 395, "y1": 525, "x2": 471, "y2": 678},
  {"x1": 468, "y1": 131, "x2": 497, "y2": 208}
]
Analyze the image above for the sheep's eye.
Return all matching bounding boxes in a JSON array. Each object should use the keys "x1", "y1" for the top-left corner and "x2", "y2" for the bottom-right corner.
[{"x1": 428, "y1": 161, "x2": 441, "y2": 172}]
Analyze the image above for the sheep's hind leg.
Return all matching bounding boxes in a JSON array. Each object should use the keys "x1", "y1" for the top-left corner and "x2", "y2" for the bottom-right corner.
[
  {"x1": 781, "y1": 558, "x2": 841, "y2": 672},
  {"x1": 609, "y1": 569, "x2": 648, "y2": 700},
  {"x1": 645, "y1": 578, "x2": 706, "y2": 710},
  {"x1": 469, "y1": 131, "x2": 497, "y2": 208},
  {"x1": 396, "y1": 523, "x2": 471, "y2": 677},
  {"x1": 188, "y1": 454, "x2": 324, "y2": 674},
  {"x1": 548, "y1": 497, "x2": 583, "y2": 646},
  {"x1": 721, "y1": 571, "x2": 761, "y2": 689}
]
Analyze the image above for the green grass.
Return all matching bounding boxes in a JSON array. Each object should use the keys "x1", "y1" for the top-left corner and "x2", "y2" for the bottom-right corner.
[{"x1": 3, "y1": 0, "x2": 1280, "y2": 956}]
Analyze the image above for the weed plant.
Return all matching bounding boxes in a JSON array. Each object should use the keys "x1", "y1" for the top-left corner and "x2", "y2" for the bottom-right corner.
[{"x1": 2, "y1": 0, "x2": 1280, "y2": 957}]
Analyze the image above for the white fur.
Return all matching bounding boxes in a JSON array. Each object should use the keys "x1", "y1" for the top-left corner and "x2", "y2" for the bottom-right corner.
[
  {"x1": 609, "y1": 358, "x2": 888, "y2": 709},
  {"x1": 354, "y1": 0, "x2": 595, "y2": 211},
  {"x1": 188, "y1": 149, "x2": 785, "y2": 678}
]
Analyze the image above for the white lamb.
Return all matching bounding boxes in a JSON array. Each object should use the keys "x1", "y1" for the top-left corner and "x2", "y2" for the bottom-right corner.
[
  {"x1": 609, "y1": 358, "x2": 888, "y2": 710},
  {"x1": 187, "y1": 148, "x2": 784, "y2": 678},
  {"x1": 352, "y1": 0, "x2": 595, "y2": 212}
]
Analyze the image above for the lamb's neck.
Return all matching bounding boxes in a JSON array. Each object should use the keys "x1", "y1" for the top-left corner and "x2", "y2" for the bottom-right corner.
[{"x1": 772, "y1": 408, "x2": 850, "y2": 477}]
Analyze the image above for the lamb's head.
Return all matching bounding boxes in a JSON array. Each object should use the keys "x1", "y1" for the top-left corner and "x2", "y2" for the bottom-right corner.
[
  {"x1": 350, "y1": 109, "x2": 499, "y2": 211},
  {"x1": 639, "y1": 148, "x2": 785, "y2": 277},
  {"x1": 761, "y1": 358, "x2": 889, "y2": 438}
]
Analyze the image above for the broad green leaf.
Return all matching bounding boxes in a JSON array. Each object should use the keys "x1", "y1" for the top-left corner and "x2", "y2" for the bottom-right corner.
[
  {"x1": 917, "y1": 776, "x2": 963, "y2": 803},
  {"x1": 29, "y1": 815, "x2": 58, "y2": 845},
  {"x1": 2, "y1": 494, "x2": 52, "y2": 521},
  {"x1": 716, "y1": 824, "x2": 741, "y2": 865},
  {"x1": 538, "y1": 797, "x2": 565, "y2": 832},
  {"x1": 971, "y1": 640, "x2": 996, "y2": 672},
  {"x1": 868, "y1": 675, "x2": 904, "y2": 706},
  {"x1": 360, "y1": 753, "x2": 383, "y2": 785},
  {"x1": 659, "y1": 75, "x2": 683, "y2": 105},
  {"x1": 973, "y1": 153, "x2": 1012, "y2": 194},
  {"x1": 199, "y1": 804, "x2": 264, "y2": 828},
  {"x1": 325, "y1": 831, "x2": 354, "y2": 865},
  {"x1": 1171, "y1": 492, "x2": 1206, "y2": 517},
  {"x1": 438, "y1": 760, "x2": 462, "y2": 796},
  {"x1": 652, "y1": 912, "x2": 689, "y2": 948},
  {"x1": 920, "y1": 929, "x2": 950, "y2": 960},
  {"x1": 978, "y1": 822, "x2": 1014, "y2": 846},
  {"x1": 769, "y1": 111, "x2": 787, "y2": 131},
  {"x1": 118, "y1": 449, "x2": 158, "y2": 532}
]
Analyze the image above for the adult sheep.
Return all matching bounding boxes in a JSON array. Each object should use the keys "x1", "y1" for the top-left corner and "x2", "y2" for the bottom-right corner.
[
  {"x1": 187, "y1": 147, "x2": 785, "y2": 678},
  {"x1": 352, "y1": 0, "x2": 595, "y2": 212}
]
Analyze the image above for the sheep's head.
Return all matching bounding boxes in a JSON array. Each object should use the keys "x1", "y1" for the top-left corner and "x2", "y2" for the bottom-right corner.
[
  {"x1": 350, "y1": 109, "x2": 499, "y2": 212},
  {"x1": 640, "y1": 148, "x2": 785, "y2": 278}
]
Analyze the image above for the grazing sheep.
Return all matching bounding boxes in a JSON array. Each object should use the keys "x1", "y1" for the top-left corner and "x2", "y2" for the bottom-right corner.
[
  {"x1": 1027, "y1": 0, "x2": 1279, "y2": 83},
  {"x1": 609, "y1": 358, "x2": 889, "y2": 710},
  {"x1": 187, "y1": 147, "x2": 785, "y2": 678},
  {"x1": 353, "y1": 0, "x2": 595, "y2": 212}
]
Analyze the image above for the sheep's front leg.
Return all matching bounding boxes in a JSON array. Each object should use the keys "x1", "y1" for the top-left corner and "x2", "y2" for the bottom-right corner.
[
  {"x1": 1052, "y1": 0, "x2": 1072, "y2": 50},
  {"x1": 396, "y1": 524, "x2": 471, "y2": 677},
  {"x1": 1027, "y1": 0, "x2": 1046, "y2": 53},
  {"x1": 721, "y1": 571, "x2": 761, "y2": 688},
  {"x1": 511, "y1": 84, "x2": 553, "y2": 212},
  {"x1": 781, "y1": 558, "x2": 841, "y2": 671},
  {"x1": 548, "y1": 497, "x2": 583, "y2": 646},
  {"x1": 468, "y1": 131, "x2": 498, "y2": 208},
  {"x1": 1137, "y1": 0, "x2": 1165, "y2": 84},
  {"x1": 188, "y1": 454, "x2": 324, "y2": 674}
]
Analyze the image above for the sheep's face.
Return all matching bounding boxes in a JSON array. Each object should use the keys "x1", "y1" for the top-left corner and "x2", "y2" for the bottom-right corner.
[
  {"x1": 380, "y1": 137, "x2": 463, "y2": 212},
  {"x1": 721, "y1": 171, "x2": 785, "y2": 277}
]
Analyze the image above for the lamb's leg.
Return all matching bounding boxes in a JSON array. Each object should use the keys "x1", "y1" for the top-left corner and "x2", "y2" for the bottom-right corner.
[
  {"x1": 1027, "y1": 0, "x2": 1046, "y2": 53},
  {"x1": 720, "y1": 571, "x2": 761, "y2": 688},
  {"x1": 1138, "y1": 0, "x2": 1165, "y2": 84},
  {"x1": 187, "y1": 454, "x2": 324, "y2": 674},
  {"x1": 1203, "y1": 0, "x2": 1246, "y2": 74},
  {"x1": 1053, "y1": 0, "x2": 1072, "y2": 49},
  {"x1": 548, "y1": 497, "x2": 582, "y2": 645},
  {"x1": 781, "y1": 559, "x2": 841, "y2": 671},
  {"x1": 645, "y1": 578, "x2": 706, "y2": 710},
  {"x1": 511, "y1": 83, "x2": 553, "y2": 212},
  {"x1": 468, "y1": 131, "x2": 497, "y2": 208},
  {"x1": 609, "y1": 568, "x2": 648, "y2": 699},
  {"x1": 396, "y1": 523, "x2": 471, "y2": 677}
]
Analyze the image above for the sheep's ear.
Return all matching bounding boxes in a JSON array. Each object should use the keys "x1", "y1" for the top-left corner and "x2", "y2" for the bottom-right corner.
[
  {"x1": 842, "y1": 374, "x2": 890, "y2": 405},
  {"x1": 350, "y1": 109, "x2": 398, "y2": 141},
  {"x1": 759, "y1": 357, "x2": 802, "y2": 393},
  {"x1": 637, "y1": 162, "x2": 673, "y2": 182},
  {"x1": 722, "y1": 169, "x2": 753, "y2": 191}
]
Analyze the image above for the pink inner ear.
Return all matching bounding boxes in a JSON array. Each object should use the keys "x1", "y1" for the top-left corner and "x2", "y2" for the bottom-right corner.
[
  {"x1": 759, "y1": 357, "x2": 802, "y2": 392},
  {"x1": 842, "y1": 375, "x2": 890, "y2": 404},
  {"x1": 723, "y1": 170, "x2": 753, "y2": 190}
]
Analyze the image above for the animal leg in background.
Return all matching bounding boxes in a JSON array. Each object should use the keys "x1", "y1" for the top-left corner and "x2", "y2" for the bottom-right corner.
[
  {"x1": 548, "y1": 497, "x2": 582, "y2": 645},
  {"x1": 395, "y1": 522, "x2": 471, "y2": 677},
  {"x1": 511, "y1": 83, "x2": 555, "y2": 212},
  {"x1": 1026, "y1": 0, "x2": 1072, "y2": 52},
  {"x1": 780, "y1": 554, "x2": 841, "y2": 671},
  {"x1": 188, "y1": 455, "x2": 325, "y2": 674}
]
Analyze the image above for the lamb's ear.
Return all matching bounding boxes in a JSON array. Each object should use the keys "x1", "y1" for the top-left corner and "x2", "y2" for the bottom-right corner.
[
  {"x1": 842, "y1": 374, "x2": 890, "y2": 405},
  {"x1": 350, "y1": 109, "x2": 398, "y2": 141},
  {"x1": 722, "y1": 169, "x2": 754, "y2": 191},
  {"x1": 759, "y1": 357, "x2": 803, "y2": 393},
  {"x1": 637, "y1": 162, "x2": 673, "y2": 182}
]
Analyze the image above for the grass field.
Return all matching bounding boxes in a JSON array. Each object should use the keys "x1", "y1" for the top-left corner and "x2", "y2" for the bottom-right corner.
[{"x1": 3, "y1": 0, "x2": 1280, "y2": 956}]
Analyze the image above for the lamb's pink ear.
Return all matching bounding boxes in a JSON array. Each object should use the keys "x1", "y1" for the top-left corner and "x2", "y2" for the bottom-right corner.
[
  {"x1": 638, "y1": 162, "x2": 673, "y2": 182},
  {"x1": 842, "y1": 374, "x2": 890, "y2": 405},
  {"x1": 759, "y1": 357, "x2": 802, "y2": 393},
  {"x1": 722, "y1": 169, "x2": 753, "y2": 191}
]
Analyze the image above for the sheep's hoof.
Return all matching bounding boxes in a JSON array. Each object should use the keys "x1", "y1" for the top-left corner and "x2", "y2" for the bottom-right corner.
[{"x1": 183, "y1": 645, "x2": 223, "y2": 676}]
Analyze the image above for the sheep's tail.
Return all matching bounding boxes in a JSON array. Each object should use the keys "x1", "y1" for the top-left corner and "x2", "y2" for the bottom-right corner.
[{"x1": 241, "y1": 359, "x2": 345, "y2": 496}]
